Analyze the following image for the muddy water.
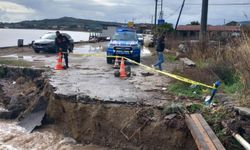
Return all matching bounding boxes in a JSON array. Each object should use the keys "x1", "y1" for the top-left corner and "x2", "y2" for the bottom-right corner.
[{"x1": 0, "y1": 120, "x2": 108, "y2": 150}]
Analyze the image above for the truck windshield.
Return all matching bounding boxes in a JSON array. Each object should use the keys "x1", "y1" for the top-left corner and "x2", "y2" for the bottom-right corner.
[{"x1": 112, "y1": 32, "x2": 137, "y2": 41}]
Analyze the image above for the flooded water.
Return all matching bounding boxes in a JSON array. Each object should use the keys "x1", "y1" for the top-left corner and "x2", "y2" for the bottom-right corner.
[
  {"x1": 0, "y1": 120, "x2": 108, "y2": 150},
  {"x1": 0, "y1": 29, "x2": 89, "y2": 48},
  {"x1": 73, "y1": 43, "x2": 107, "y2": 54}
]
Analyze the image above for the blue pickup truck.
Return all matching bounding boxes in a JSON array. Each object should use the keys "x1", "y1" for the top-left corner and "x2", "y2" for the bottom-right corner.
[{"x1": 106, "y1": 28, "x2": 141, "y2": 64}]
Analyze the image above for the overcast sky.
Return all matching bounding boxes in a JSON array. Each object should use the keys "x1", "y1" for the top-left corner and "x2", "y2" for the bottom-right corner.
[{"x1": 0, "y1": 0, "x2": 249, "y2": 25}]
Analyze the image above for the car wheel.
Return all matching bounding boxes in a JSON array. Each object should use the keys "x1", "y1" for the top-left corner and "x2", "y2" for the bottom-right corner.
[
  {"x1": 34, "y1": 49, "x2": 40, "y2": 53},
  {"x1": 107, "y1": 57, "x2": 113, "y2": 64}
]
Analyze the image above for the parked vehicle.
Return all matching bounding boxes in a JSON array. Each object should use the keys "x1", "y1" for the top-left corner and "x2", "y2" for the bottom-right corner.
[
  {"x1": 137, "y1": 34, "x2": 144, "y2": 45},
  {"x1": 106, "y1": 28, "x2": 141, "y2": 64},
  {"x1": 32, "y1": 32, "x2": 74, "y2": 53}
]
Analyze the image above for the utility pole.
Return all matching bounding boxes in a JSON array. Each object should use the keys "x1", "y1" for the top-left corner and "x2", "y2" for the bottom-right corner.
[
  {"x1": 154, "y1": 0, "x2": 158, "y2": 28},
  {"x1": 199, "y1": 0, "x2": 209, "y2": 49},
  {"x1": 159, "y1": 0, "x2": 163, "y2": 20},
  {"x1": 175, "y1": 0, "x2": 186, "y2": 30}
]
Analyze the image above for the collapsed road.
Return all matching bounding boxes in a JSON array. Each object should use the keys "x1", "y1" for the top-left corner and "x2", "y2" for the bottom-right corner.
[{"x1": 0, "y1": 42, "x2": 219, "y2": 149}]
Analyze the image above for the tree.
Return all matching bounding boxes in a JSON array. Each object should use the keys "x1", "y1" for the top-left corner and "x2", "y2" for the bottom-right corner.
[
  {"x1": 189, "y1": 21, "x2": 200, "y2": 25},
  {"x1": 156, "y1": 23, "x2": 174, "y2": 33}
]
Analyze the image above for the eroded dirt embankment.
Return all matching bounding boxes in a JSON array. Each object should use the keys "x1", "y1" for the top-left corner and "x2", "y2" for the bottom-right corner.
[{"x1": 0, "y1": 66, "x2": 196, "y2": 150}]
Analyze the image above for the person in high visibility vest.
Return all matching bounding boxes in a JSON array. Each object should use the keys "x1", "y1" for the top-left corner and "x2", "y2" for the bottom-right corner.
[{"x1": 55, "y1": 31, "x2": 70, "y2": 69}]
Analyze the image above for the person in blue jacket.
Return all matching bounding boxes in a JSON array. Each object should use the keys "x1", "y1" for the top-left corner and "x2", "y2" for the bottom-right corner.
[{"x1": 152, "y1": 32, "x2": 166, "y2": 71}]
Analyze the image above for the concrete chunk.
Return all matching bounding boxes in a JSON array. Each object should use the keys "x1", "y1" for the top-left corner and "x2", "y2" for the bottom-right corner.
[
  {"x1": 234, "y1": 107, "x2": 250, "y2": 118},
  {"x1": 180, "y1": 58, "x2": 196, "y2": 67}
]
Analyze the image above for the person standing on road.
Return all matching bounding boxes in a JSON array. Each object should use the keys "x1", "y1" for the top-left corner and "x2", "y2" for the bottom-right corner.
[
  {"x1": 55, "y1": 31, "x2": 70, "y2": 69},
  {"x1": 152, "y1": 32, "x2": 166, "y2": 71}
]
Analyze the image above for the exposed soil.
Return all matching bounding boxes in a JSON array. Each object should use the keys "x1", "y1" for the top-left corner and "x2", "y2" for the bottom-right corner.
[
  {"x1": 0, "y1": 66, "x2": 196, "y2": 150},
  {"x1": 47, "y1": 101, "x2": 196, "y2": 150}
]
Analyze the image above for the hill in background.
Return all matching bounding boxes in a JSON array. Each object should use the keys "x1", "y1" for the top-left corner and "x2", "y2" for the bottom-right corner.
[{"x1": 0, "y1": 17, "x2": 123, "y2": 32}]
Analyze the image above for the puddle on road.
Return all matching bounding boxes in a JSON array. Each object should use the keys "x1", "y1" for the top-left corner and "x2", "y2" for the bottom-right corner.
[
  {"x1": 141, "y1": 46, "x2": 152, "y2": 56},
  {"x1": 0, "y1": 54, "x2": 44, "y2": 62},
  {"x1": 74, "y1": 44, "x2": 106, "y2": 54}
]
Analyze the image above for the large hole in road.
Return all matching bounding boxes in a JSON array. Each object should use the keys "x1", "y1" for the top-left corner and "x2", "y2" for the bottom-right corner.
[{"x1": 0, "y1": 66, "x2": 196, "y2": 150}]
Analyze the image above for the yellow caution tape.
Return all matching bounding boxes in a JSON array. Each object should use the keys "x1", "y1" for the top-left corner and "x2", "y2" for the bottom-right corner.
[{"x1": 73, "y1": 53, "x2": 215, "y2": 89}]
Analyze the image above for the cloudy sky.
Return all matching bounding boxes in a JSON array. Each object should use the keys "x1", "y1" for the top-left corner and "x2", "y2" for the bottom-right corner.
[{"x1": 0, "y1": 0, "x2": 249, "y2": 25}]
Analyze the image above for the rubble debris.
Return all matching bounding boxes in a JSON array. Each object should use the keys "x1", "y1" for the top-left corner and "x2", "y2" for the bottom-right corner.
[
  {"x1": 234, "y1": 107, "x2": 250, "y2": 119},
  {"x1": 18, "y1": 96, "x2": 48, "y2": 133},
  {"x1": 164, "y1": 114, "x2": 177, "y2": 120},
  {"x1": 180, "y1": 58, "x2": 196, "y2": 67},
  {"x1": 141, "y1": 72, "x2": 154, "y2": 76}
]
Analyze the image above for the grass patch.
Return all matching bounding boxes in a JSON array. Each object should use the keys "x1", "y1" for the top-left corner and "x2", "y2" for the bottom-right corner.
[
  {"x1": 0, "y1": 59, "x2": 31, "y2": 67},
  {"x1": 168, "y1": 82, "x2": 205, "y2": 99},
  {"x1": 221, "y1": 81, "x2": 243, "y2": 94},
  {"x1": 165, "y1": 54, "x2": 176, "y2": 63},
  {"x1": 187, "y1": 103, "x2": 204, "y2": 113},
  {"x1": 196, "y1": 59, "x2": 212, "y2": 69}
]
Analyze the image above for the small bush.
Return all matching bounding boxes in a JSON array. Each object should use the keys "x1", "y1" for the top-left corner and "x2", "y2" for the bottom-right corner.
[
  {"x1": 165, "y1": 54, "x2": 176, "y2": 63},
  {"x1": 187, "y1": 103, "x2": 204, "y2": 113}
]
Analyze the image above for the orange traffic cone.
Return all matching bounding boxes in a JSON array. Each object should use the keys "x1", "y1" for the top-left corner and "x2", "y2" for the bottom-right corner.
[
  {"x1": 54, "y1": 52, "x2": 64, "y2": 70},
  {"x1": 113, "y1": 56, "x2": 119, "y2": 69},
  {"x1": 119, "y1": 57, "x2": 126, "y2": 79}
]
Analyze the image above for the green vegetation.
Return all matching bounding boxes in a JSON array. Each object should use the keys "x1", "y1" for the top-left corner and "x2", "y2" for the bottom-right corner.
[
  {"x1": 0, "y1": 59, "x2": 31, "y2": 67},
  {"x1": 165, "y1": 54, "x2": 176, "y2": 63},
  {"x1": 168, "y1": 82, "x2": 205, "y2": 99},
  {"x1": 221, "y1": 81, "x2": 243, "y2": 94},
  {"x1": 156, "y1": 23, "x2": 174, "y2": 33},
  {"x1": 186, "y1": 103, "x2": 204, "y2": 113},
  {"x1": 1, "y1": 17, "x2": 122, "y2": 32}
]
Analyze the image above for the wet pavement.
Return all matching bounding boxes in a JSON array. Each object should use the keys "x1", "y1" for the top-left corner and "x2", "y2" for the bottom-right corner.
[
  {"x1": 48, "y1": 43, "x2": 172, "y2": 106},
  {"x1": 1, "y1": 43, "x2": 173, "y2": 106}
]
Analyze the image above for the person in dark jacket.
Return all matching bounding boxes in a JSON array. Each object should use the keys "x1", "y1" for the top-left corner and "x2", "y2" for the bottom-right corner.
[
  {"x1": 55, "y1": 31, "x2": 70, "y2": 69},
  {"x1": 152, "y1": 33, "x2": 165, "y2": 71}
]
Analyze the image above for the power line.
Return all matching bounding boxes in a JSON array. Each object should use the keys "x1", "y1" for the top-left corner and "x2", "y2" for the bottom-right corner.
[
  {"x1": 166, "y1": 5, "x2": 182, "y2": 18},
  {"x1": 186, "y1": 3, "x2": 250, "y2": 6}
]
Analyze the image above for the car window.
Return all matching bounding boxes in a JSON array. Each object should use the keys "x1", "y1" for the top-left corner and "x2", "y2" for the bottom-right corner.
[
  {"x1": 137, "y1": 34, "x2": 143, "y2": 38},
  {"x1": 112, "y1": 32, "x2": 137, "y2": 41},
  {"x1": 41, "y1": 34, "x2": 56, "y2": 40},
  {"x1": 62, "y1": 33, "x2": 71, "y2": 39}
]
